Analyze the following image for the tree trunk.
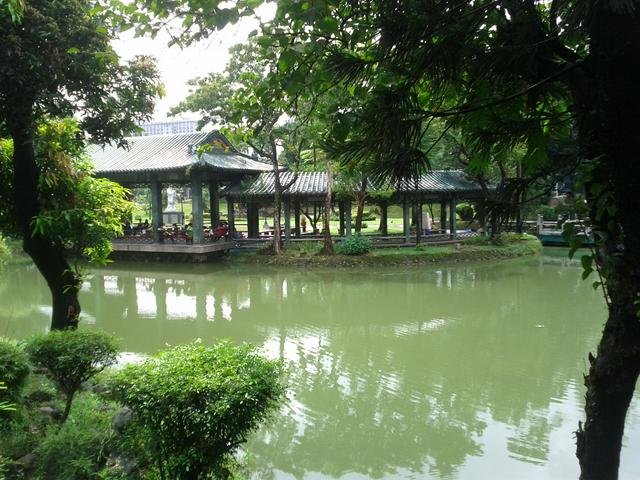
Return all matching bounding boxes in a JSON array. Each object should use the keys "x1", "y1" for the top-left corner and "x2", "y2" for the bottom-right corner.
[
  {"x1": 574, "y1": 5, "x2": 640, "y2": 478},
  {"x1": 354, "y1": 179, "x2": 368, "y2": 233},
  {"x1": 11, "y1": 127, "x2": 80, "y2": 330},
  {"x1": 267, "y1": 130, "x2": 285, "y2": 255},
  {"x1": 271, "y1": 166, "x2": 283, "y2": 255},
  {"x1": 577, "y1": 162, "x2": 640, "y2": 479},
  {"x1": 322, "y1": 159, "x2": 334, "y2": 254}
]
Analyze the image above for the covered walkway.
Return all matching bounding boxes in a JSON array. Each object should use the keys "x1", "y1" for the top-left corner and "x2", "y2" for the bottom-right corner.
[
  {"x1": 223, "y1": 170, "x2": 488, "y2": 244},
  {"x1": 88, "y1": 130, "x2": 491, "y2": 251}
]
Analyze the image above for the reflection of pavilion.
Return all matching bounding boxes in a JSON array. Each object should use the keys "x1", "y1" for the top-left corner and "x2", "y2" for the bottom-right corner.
[{"x1": 88, "y1": 130, "x2": 491, "y2": 258}]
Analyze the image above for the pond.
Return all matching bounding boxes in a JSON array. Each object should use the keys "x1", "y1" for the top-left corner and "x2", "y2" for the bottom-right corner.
[{"x1": 1, "y1": 250, "x2": 639, "y2": 479}]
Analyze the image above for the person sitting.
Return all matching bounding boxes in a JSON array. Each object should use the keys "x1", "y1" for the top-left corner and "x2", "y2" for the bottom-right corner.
[
  {"x1": 141, "y1": 219, "x2": 150, "y2": 238},
  {"x1": 123, "y1": 220, "x2": 133, "y2": 237},
  {"x1": 185, "y1": 222, "x2": 193, "y2": 244},
  {"x1": 162, "y1": 223, "x2": 176, "y2": 243},
  {"x1": 212, "y1": 222, "x2": 229, "y2": 241}
]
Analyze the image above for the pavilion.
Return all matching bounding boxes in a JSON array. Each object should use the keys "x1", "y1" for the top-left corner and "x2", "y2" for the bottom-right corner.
[
  {"x1": 88, "y1": 130, "x2": 490, "y2": 248},
  {"x1": 89, "y1": 130, "x2": 272, "y2": 244}
]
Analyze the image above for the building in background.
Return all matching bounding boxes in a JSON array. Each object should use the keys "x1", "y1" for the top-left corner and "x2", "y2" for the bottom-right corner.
[{"x1": 138, "y1": 120, "x2": 199, "y2": 136}]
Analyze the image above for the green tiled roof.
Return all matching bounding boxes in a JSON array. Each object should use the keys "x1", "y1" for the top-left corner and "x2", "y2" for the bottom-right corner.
[
  {"x1": 225, "y1": 170, "x2": 486, "y2": 198},
  {"x1": 389, "y1": 170, "x2": 485, "y2": 193},
  {"x1": 88, "y1": 131, "x2": 272, "y2": 174}
]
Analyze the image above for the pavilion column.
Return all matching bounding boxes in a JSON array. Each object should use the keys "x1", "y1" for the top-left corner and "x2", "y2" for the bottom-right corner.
[
  {"x1": 449, "y1": 196, "x2": 457, "y2": 239},
  {"x1": 247, "y1": 202, "x2": 259, "y2": 238},
  {"x1": 294, "y1": 201, "x2": 301, "y2": 237},
  {"x1": 227, "y1": 197, "x2": 235, "y2": 235},
  {"x1": 440, "y1": 200, "x2": 447, "y2": 234},
  {"x1": 150, "y1": 179, "x2": 163, "y2": 243},
  {"x1": 403, "y1": 197, "x2": 411, "y2": 242},
  {"x1": 191, "y1": 171, "x2": 204, "y2": 244},
  {"x1": 208, "y1": 181, "x2": 219, "y2": 227},
  {"x1": 415, "y1": 201, "x2": 423, "y2": 244},
  {"x1": 339, "y1": 202, "x2": 345, "y2": 236},
  {"x1": 380, "y1": 203, "x2": 388, "y2": 236},
  {"x1": 345, "y1": 200, "x2": 352, "y2": 237},
  {"x1": 284, "y1": 197, "x2": 291, "y2": 243}
]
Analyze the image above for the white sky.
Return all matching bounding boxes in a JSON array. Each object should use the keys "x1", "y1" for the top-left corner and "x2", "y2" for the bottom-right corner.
[{"x1": 112, "y1": 5, "x2": 276, "y2": 122}]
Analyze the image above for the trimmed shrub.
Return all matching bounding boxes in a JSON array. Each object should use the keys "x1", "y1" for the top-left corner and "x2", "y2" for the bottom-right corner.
[
  {"x1": 336, "y1": 234, "x2": 372, "y2": 255},
  {"x1": 0, "y1": 338, "x2": 30, "y2": 419},
  {"x1": 26, "y1": 330, "x2": 119, "y2": 423},
  {"x1": 463, "y1": 235, "x2": 490, "y2": 246},
  {"x1": 456, "y1": 204, "x2": 474, "y2": 222},
  {"x1": 110, "y1": 341, "x2": 285, "y2": 480}
]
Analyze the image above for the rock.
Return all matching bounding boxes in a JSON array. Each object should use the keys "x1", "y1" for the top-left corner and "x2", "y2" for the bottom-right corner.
[
  {"x1": 38, "y1": 406, "x2": 62, "y2": 420},
  {"x1": 105, "y1": 454, "x2": 138, "y2": 477},
  {"x1": 17, "y1": 452, "x2": 37, "y2": 470},
  {"x1": 25, "y1": 389, "x2": 55, "y2": 403},
  {"x1": 92, "y1": 382, "x2": 110, "y2": 395},
  {"x1": 112, "y1": 407, "x2": 134, "y2": 433}
]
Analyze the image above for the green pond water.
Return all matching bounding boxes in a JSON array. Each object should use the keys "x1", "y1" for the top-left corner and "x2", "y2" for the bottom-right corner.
[{"x1": 1, "y1": 250, "x2": 639, "y2": 479}]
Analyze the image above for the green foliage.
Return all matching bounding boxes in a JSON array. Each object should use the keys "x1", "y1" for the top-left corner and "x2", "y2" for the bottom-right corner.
[
  {"x1": 0, "y1": 0, "x2": 163, "y2": 143},
  {"x1": 0, "y1": 0, "x2": 24, "y2": 23},
  {"x1": 110, "y1": 341, "x2": 285, "y2": 479},
  {"x1": 464, "y1": 233, "x2": 534, "y2": 247},
  {"x1": 456, "y1": 204, "x2": 474, "y2": 222},
  {"x1": 336, "y1": 234, "x2": 372, "y2": 255},
  {"x1": 463, "y1": 235, "x2": 491, "y2": 246},
  {"x1": 286, "y1": 241, "x2": 323, "y2": 256},
  {"x1": 26, "y1": 330, "x2": 119, "y2": 422},
  {"x1": 491, "y1": 233, "x2": 537, "y2": 246},
  {"x1": 33, "y1": 393, "x2": 119, "y2": 480},
  {"x1": 536, "y1": 203, "x2": 579, "y2": 222},
  {"x1": 360, "y1": 211, "x2": 377, "y2": 222},
  {"x1": 0, "y1": 382, "x2": 15, "y2": 414},
  {"x1": 0, "y1": 338, "x2": 30, "y2": 417},
  {"x1": 1, "y1": 118, "x2": 133, "y2": 265},
  {"x1": 0, "y1": 236, "x2": 8, "y2": 271}
]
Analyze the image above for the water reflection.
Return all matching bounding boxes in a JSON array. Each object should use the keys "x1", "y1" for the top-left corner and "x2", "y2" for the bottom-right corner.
[{"x1": 1, "y1": 255, "x2": 638, "y2": 479}]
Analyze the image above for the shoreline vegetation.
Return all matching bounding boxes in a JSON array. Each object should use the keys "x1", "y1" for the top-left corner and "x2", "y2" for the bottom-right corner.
[
  {"x1": 232, "y1": 233, "x2": 543, "y2": 268},
  {"x1": 1, "y1": 234, "x2": 543, "y2": 269}
]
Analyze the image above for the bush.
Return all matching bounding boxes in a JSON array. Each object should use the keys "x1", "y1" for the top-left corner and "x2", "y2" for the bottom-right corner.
[
  {"x1": 286, "y1": 241, "x2": 323, "y2": 256},
  {"x1": 463, "y1": 235, "x2": 490, "y2": 246},
  {"x1": 110, "y1": 341, "x2": 285, "y2": 480},
  {"x1": 361, "y1": 211, "x2": 377, "y2": 221},
  {"x1": 0, "y1": 338, "x2": 30, "y2": 420},
  {"x1": 336, "y1": 234, "x2": 372, "y2": 255},
  {"x1": 33, "y1": 393, "x2": 119, "y2": 480},
  {"x1": 26, "y1": 330, "x2": 119, "y2": 423},
  {"x1": 490, "y1": 233, "x2": 536, "y2": 246},
  {"x1": 456, "y1": 204, "x2": 474, "y2": 222}
]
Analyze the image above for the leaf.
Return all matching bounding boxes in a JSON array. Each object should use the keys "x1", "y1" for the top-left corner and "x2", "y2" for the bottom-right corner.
[{"x1": 278, "y1": 50, "x2": 297, "y2": 71}]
